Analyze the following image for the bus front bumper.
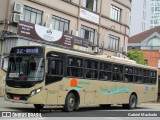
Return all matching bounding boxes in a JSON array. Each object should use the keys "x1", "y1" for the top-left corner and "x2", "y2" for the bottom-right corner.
[{"x1": 4, "y1": 92, "x2": 45, "y2": 104}]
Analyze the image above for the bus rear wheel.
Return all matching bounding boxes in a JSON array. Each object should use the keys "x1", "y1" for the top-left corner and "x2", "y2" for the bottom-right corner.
[
  {"x1": 63, "y1": 93, "x2": 75, "y2": 112},
  {"x1": 123, "y1": 94, "x2": 137, "y2": 109},
  {"x1": 34, "y1": 104, "x2": 44, "y2": 111}
]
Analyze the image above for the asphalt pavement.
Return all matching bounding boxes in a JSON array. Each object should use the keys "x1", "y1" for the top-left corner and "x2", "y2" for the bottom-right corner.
[{"x1": 0, "y1": 97, "x2": 160, "y2": 119}]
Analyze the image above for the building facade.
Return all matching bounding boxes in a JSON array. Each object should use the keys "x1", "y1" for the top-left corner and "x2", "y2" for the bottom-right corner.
[
  {"x1": 0, "y1": 0, "x2": 131, "y2": 59},
  {"x1": 128, "y1": 26, "x2": 160, "y2": 74},
  {"x1": 150, "y1": 0, "x2": 160, "y2": 28},
  {"x1": 130, "y1": 0, "x2": 160, "y2": 36}
]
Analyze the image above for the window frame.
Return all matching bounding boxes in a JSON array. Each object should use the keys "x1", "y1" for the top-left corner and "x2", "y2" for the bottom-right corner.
[
  {"x1": 99, "y1": 61, "x2": 112, "y2": 81},
  {"x1": 80, "y1": 25, "x2": 95, "y2": 44},
  {"x1": 82, "y1": 0, "x2": 98, "y2": 12},
  {"x1": 110, "y1": 5, "x2": 121, "y2": 22},
  {"x1": 23, "y1": 6, "x2": 43, "y2": 25},
  {"x1": 108, "y1": 35, "x2": 120, "y2": 51},
  {"x1": 84, "y1": 58, "x2": 99, "y2": 80},
  {"x1": 52, "y1": 15, "x2": 70, "y2": 33},
  {"x1": 66, "y1": 55, "x2": 84, "y2": 78},
  {"x1": 112, "y1": 63, "x2": 124, "y2": 82}
]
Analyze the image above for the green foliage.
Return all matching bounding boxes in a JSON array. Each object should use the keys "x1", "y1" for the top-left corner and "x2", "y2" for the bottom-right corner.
[{"x1": 127, "y1": 50, "x2": 147, "y2": 65}]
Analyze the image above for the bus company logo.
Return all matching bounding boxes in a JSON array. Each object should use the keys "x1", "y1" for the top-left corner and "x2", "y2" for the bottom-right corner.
[
  {"x1": 46, "y1": 29, "x2": 52, "y2": 35},
  {"x1": 2, "y1": 112, "x2": 11, "y2": 117},
  {"x1": 70, "y1": 78, "x2": 82, "y2": 91}
]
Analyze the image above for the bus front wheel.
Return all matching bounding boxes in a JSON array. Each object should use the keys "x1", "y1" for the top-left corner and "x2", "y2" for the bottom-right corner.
[
  {"x1": 63, "y1": 93, "x2": 75, "y2": 112},
  {"x1": 34, "y1": 104, "x2": 44, "y2": 111}
]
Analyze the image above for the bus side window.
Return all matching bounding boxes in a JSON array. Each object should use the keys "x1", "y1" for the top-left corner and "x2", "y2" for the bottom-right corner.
[
  {"x1": 69, "y1": 58, "x2": 74, "y2": 66},
  {"x1": 67, "y1": 56, "x2": 83, "y2": 78}
]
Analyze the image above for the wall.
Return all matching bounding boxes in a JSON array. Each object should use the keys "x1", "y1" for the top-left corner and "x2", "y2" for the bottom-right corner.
[
  {"x1": 143, "y1": 50, "x2": 160, "y2": 75},
  {"x1": 0, "y1": 69, "x2": 6, "y2": 96}
]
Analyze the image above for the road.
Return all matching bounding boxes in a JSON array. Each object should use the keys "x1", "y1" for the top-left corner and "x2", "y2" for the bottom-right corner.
[{"x1": 0, "y1": 97, "x2": 160, "y2": 119}]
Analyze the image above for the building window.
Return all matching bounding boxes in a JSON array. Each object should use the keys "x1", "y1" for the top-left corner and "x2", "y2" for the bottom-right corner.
[
  {"x1": 110, "y1": 5, "x2": 121, "y2": 22},
  {"x1": 23, "y1": 6, "x2": 43, "y2": 25},
  {"x1": 52, "y1": 15, "x2": 70, "y2": 33},
  {"x1": 108, "y1": 35, "x2": 120, "y2": 51},
  {"x1": 80, "y1": 25, "x2": 95, "y2": 43},
  {"x1": 82, "y1": 0, "x2": 97, "y2": 12}
]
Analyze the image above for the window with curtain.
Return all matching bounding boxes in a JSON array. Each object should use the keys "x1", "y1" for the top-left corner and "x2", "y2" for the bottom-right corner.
[
  {"x1": 82, "y1": 0, "x2": 97, "y2": 12},
  {"x1": 23, "y1": 6, "x2": 43, "y2": 25},
  {"x1": 108, "y1": 35, "x2": 120, "y2": 51},
  {"x1": 110, "y1": 5, "x2": 121, "y2": 22},
  {"x1": 80, "y1": 25, "x2": 95, "y2": 43},
  {"x1": 52, "y1": 15, "x2": 70, "y2": 33}
]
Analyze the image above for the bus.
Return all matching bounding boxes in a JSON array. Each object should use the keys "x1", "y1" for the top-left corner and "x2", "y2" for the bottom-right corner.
[{"x1": 3, "y1": 46, "x2": 158, "y2": 112}]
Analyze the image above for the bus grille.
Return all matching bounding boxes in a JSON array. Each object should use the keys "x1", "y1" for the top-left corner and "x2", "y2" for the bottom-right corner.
[{"x1": 6, "y1": 92, "x2": 30, "y2": 101}]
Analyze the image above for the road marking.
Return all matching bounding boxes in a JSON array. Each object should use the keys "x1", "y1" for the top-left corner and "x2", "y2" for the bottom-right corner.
[{"x1": 103, "y1": 117, "x2": 122, "y2": 120}]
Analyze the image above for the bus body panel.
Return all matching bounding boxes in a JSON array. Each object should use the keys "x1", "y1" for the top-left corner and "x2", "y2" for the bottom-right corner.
[{"x1": 4, "y1": 46, "x2": 158, "y2": 109}]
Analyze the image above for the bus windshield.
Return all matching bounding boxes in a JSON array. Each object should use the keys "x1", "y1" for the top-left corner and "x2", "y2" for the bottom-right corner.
[{"x1": 7, "y1": 56, "x2": 44, "y2": 81}]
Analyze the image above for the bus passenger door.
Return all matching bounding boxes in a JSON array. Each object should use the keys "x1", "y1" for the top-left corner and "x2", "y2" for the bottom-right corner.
[{"x1": 45, "y1": 57, "x2": 64, "y2": 104}]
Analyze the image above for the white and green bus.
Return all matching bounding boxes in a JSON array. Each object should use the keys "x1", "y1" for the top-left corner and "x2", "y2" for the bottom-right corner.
[{"x1": 3, "y1": 46, "x2": 158, "y2": 112}]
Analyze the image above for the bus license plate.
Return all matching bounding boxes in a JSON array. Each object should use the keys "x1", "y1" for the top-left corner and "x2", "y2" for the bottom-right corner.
[{"x1": 13, "y1": 96, "x2": 20, "y2": 100}]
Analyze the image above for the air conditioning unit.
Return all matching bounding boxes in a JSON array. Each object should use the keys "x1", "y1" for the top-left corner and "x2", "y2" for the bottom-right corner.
[
  {"x1": 117, "y1": 53, "x2": 122, "y2": 58},
  {"x1": 70, "y1": 30, "x2": 78, "y2": 36},
  {"x1": 45, "y1": 22, "x2": 53, "y2": 29},
  {"x1": 13, "y1": 13, "x2": 23, "y2": 23},
  {"x1": 13, "y1": 2, "x2": 24, "y2": 13},
  {"x1": 94, "y1": 47, "x2": 99, "y2": 53}
]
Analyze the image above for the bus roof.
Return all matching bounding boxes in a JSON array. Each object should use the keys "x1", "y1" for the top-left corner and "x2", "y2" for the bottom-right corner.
[{"x1": 45, "y1": 46, "x2": 157, "y2": 70}]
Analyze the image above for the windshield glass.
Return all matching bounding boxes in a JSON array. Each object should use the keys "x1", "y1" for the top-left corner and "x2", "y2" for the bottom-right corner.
[{"x1": 7, "y1": 56, "x2": 44, "y2": 81}]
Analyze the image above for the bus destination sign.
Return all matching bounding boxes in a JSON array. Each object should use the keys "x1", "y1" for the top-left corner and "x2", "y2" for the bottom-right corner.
[
  {"x1": 16, "y1": 48, "x2": 39, "y2": 54},
  {"x1": 11, "y1": 47, "x2": 43, "y2": 54}
]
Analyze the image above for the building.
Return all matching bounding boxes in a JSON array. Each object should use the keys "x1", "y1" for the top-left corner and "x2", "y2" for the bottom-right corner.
[
  {"x1": 150, "y1": 0, "x2": 160, "y2": 28},
  {"x1": 0, "y1": 0, "x2": 131, "y2": 59},
  {"x1": 130, "y1": 0, "x2": 148, "y2": 36},
  {"x1": 128, "y1": 26, "x2": 160, "y2": 74},
  {"x1": 130, "y1": 0, "x2": 160, "y2": 36}
]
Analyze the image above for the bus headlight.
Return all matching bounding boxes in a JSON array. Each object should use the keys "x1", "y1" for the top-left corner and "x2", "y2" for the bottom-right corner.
[{"x1": 30, "y1": 87, "x2": 42, "y2": 97}]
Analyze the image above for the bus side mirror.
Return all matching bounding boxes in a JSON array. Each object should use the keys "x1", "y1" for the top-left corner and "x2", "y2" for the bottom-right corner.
[{"x1": 1, "y1": 57, "x2": 8, "y2": 73}]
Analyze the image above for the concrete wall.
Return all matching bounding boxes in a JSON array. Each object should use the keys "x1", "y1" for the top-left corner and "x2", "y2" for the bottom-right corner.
[
  {"x1": 0, "y1": 0, "x2": 7, "y2": 21},
  {"x1": 0, "y1": 69, "x2": 6, "y2": 96},
  {"x1": 143, "y1": 50, "x2": 160, "y2": 75}
]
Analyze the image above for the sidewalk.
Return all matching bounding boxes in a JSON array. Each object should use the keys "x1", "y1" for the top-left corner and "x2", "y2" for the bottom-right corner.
[{"x1": 140, "y1": 102, "x2": 160, "y2": 106}]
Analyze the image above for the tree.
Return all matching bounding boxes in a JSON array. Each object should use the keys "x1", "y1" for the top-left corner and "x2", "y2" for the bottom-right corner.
[{"x1": 127, "y1": 50, "x2": 147, "y2": 65}]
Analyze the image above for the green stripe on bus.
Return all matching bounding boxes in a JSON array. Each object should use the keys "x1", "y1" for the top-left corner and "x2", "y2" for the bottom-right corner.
[{"x1": 100, "y1": 88, "x2": 132, "y2": 95}]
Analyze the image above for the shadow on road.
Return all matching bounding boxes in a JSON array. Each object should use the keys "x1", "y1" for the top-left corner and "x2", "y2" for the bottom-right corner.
[{"x1": 3, "y1": 105, "x2": 151, "y2": 113}]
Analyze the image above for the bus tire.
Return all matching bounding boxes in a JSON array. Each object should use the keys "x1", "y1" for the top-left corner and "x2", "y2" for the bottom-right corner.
[
  {"x1": 127, "y1": 94, "x2": 137, "y2": 109},
  {"x1": 34, "y1": 104, "x2": 44, "y2": 111},
  {"x1": 63, "y1": 93, "x2": 75, "y2": 112}
]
